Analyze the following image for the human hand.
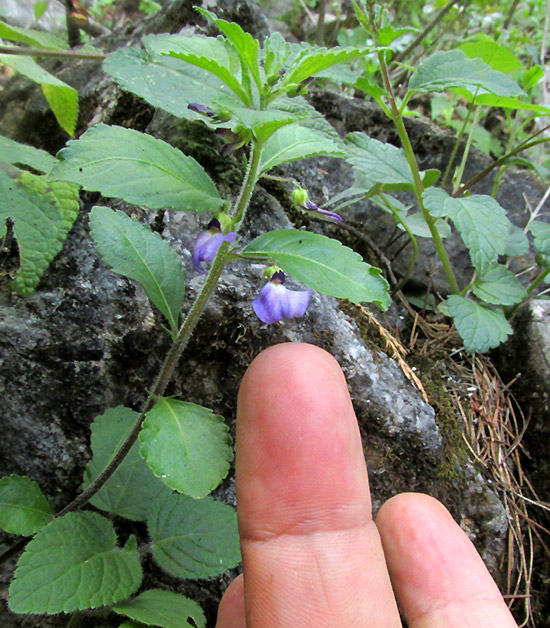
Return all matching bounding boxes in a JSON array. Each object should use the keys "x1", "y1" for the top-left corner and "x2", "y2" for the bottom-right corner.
[{"x1": 216, "y1": 343, "x2": 518, "y2": 628}]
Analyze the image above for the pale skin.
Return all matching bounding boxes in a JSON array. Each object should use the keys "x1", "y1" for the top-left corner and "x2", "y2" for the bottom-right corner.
[{"x1": 215, "y1": 342, "x2": 518, "y2": 628}]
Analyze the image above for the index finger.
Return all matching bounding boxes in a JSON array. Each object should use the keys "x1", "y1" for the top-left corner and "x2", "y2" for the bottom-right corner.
[{"x1": 234, "y1": 342, "x2": 401, "y2": 628}]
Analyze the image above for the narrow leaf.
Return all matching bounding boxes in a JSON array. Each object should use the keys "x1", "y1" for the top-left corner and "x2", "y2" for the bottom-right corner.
[
  {"x1": 423, "y1": 188, "x2": 512, "y2": 274},
  {"x1": 472, "y1": 265, "x2": 527, "y2": 305},
  {"x1": 0, "y1": 135, "x2": 56, "y2": 173},
  {"x1": 83, "y1": 406, "x2": 173, "y2": 521},
  {"x1": 114, "y1": 589, "x2": 206, "y2": 628},
  {"x1": 0, "y1": 475, "x2": 53, "y2": 535},
  {"x1": 148, "y1": 493, "x2": 241, "y2": 579},
  {"x1": 139, "y1": 398, "x2": 233, "y2": 499},
  {"x1": 241, "y1": 229, "x2": 391, "y2": 309},
  {"x1": 0, "y1": 168, "x2": 79, "y2": 296},
  {"x1": 447, "y1": 295, "x2": 512, "y2": 353},
  {"x1": 0, "y1": 19, "x2": 69, "y2": 49},
  {"x1": 8, "y1": 512, "x2": 142, "y2": 614},
  {"x1": 409, "y1": 49, "x2": 525, "y2": 98},
  {"x1": 89, "y1": 206, "x2": 185, "y2": 334},
  {"x1": 52, "y1": 124, "x2": 224, "y2": 212},
  {"x1": 195, "y1": 8, "x2": 261, "y2": 89},
  {"x1": 530, "y1": 220, "x2": 550, "y2": 255},
  {"x1": 0, "y1": 55, "x2": 78, "y2": 136},
  {"x1": 283, "y1": 45, "x2": 369, "y2": 85},
  {"x1": 166, "y1": 50, "x2": 250, "y2": 103}
]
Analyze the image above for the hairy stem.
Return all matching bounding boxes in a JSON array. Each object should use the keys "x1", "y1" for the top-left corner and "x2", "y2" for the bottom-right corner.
[
  {"x1": 0, "y1": 45, "x2": 106, "y2": 60},
  {"x1": 56, "y1": 142, "x2": 263, "y2": 518}
]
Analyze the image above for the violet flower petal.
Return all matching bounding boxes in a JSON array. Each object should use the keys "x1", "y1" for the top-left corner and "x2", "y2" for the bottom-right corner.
[
  {"x1": 193, "y1": 231, "x2": 236, "y2": 273},
  {"x1": 252, "y1": 282, "x2": 310, "y2": 324}
]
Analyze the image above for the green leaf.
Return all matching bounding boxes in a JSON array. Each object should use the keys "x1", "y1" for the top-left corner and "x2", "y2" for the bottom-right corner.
[
  {"x1": 0, "y1": 19, "x2": 69, "y2": 50},
  {"x1": 423, "y1": 188, "x2": 512, "y2": 274},
  {"x1": 83, "y1": 406, "x2": 174, "y2": 521},
  {"x1": 8, "y1": 512, "x2": 142, "y2": 614},
  {"x1": 139, "y1": 398, "x2": 233, "y2": 499},
  {"x1": 345, "y1": 133, "x2": 438, "y2": 191},
  {"x1": 530, "y1": 220, "x2": 550, "y2": 255},
  {"x1": 166, "y1": 49, "x2": 250, "y2": 104},
  {"x1": 259, "y1": 123, "x2": 345, "y2": 173},
  {"x1": 451, "y1": 90, "x2": 550, "y2": 114},
  {"x1": 409, "y1": 49, "x2": 525, "y2": 98},
  {"x1": 53, "y1": 124, "x2": 224, "y2": 212},
  {"x1": 264, "y1": 31, "x2": 291, "y2": 76},
  {"x1": 398, "y1": 212, "x2": 451, "y2": 239},
  {"x1": 0, "y1": 475, "x2": 53, "y2": 535},
  {"x1": 34, "y1": 1, "x2": 49, "y2": 20},
  {"x1": 104, "y1": 45, "x2": 234, "y2": 120},
  {"x1": 504, "y1": 223, "x2": 529, "y2": 256},
  {"x1": 446, "y1": 295, "x2": 512, "y2": 353},
  {"x1": 472, "y1": 265, "x2": 526, "y2": 305},
  {"x1": 282, "y1": 45, "x2": 369, "y2": 86},
  {"x1": 0, "y1": 168, "x2": 79, "y2": 295},
  {"x1": 0, "y1": 54, "x2": 78, "y2": 136},
  {"x1": 241, "y1": 229, "x2": 391, "y2": 309},
  {"x1": 89, "y1": 206, "x2": 185, "y2": 334},
  {"x1": 195, "y1": 7, "x2": 261, "y2": 89},
  {"x1": 148, "y1": 493, "x2": 240, "y2": 579},
  {"x1": 459, "y1": 39, "x2": 523, "y2": 74},
  {"x1": 377, "y1": 25, "x2": 415, "y2": 46},
  {"x1": 0, "y1": 135, "x2": 56, "y2": 173},
  {"x1": 230, "y1": 105, "x2": 303, "y2": 142},
  {"x1": 114, "y1": 589, "x2": 206, "y2": 628}
]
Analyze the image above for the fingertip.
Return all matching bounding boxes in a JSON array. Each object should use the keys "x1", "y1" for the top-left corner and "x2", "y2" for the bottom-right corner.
[
  {"x1": 216, "y1": 574, "x2": 245, "y2": 628},
  {"x1": 236, "y1": 342, "x2": 371, "y2": 538},
  {"x1": 376, "y1": 493, "x2": 516, "y2": 626}
]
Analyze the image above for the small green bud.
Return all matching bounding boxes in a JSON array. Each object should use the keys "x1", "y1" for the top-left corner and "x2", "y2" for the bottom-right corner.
[{"x1": 292, "y1": 186, "x2": 309, "y2": 208}]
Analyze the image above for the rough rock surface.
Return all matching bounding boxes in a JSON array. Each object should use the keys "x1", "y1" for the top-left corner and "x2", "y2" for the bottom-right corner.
[{"x1": 0, "y1": 0, "x2": 545, "y2": 625}]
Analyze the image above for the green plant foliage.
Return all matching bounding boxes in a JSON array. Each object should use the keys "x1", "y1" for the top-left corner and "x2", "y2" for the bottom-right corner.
[
  {"x1": 8, "y1": 511, "x2": 142, "y2": 614},
  {"x1": 0, "y1": 134, "x2": 56, "y2": 173},
  {"x1": 52, "y1": 124, "x2": 225, "y2": 212},
  {"x1": 409, "y1": 49, "x2": 525, "y2": 98},
  {"x1": 459, "y1": 38, "x2": 523, "y2": 74},
  {"x1": 345, "y1": 133, "x2": 440, "y2": 192},
  {"x1": 241, "y1": 229, "x2": 391, "y2": 309},
  {"x1": 446, "y1": 295, "x2": 513, "y2": 353},
  {"x1": 0, "y1": 53, "x2": 78, "y2": 136},
  {"x1": 139, "y1": 399, "x2": 233, "y2": 498},
  {"x1": 113, "y1": 589, "x2": 206, "y2": 628},
  {"x1": 259, "y1": 123, "x2": 345, "y2": 173},
  {"x1": 0, "y1": 19, "x2": 69, "y2": 50},
  {"x1": 83, "y1": 406, "x2": 173, "y2": 521},
  {"x1": 89, "y1": 206, "x2": 185, "y2": 335},
  {"x1": 148, "y1": 493, "x2": 241, "y2": 579},
  {"x1": 530, "y1": 220, "x2": 550, "y2": 255},
  {"x1": 471, "y1": 265, "x2": 527, "y2": 305},
  {"x1": 0, "y1": 168, "x2": 79, "y2": 295},
  {"x1": 0, "y1": 475, "x2": 53, "y2": 535},
  {"x1": 423, "y1": 188, "x2": 512, "y2": 275}
]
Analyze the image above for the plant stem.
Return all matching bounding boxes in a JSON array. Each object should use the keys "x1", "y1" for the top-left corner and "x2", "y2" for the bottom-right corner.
[
  {"x1": 0, "y1": 45, "x2": 106, "y2": 60},
  {"x1": 455, "y1": 133, "x2": 550, "y2": 197},
  {"x1": 453, "y1": 104, "x2": 481, "y2": 193},
  {"x1": 392, "y1": 109, "x2": 460, "y2": 294},
  {"x1": 56, "y1": 142, "x2": 263, "y2": 518},
  {"x1": 441, "y1": 105, "x2": 474, "y2": 189},
  {"x1": 376, "y1": 49, "x2": 459, "y2": 294}
]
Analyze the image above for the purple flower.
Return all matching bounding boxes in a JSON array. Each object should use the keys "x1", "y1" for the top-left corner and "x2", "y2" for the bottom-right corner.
[
  {"x1": 193, "y1": 218, "x2": 236, "y2": 274},
  {"x1": 252, "y1": 270, "x2": 310, "y2": 324},
  {"x1": 291, "y1": 186, "x2": 342, "y2": 223}
]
